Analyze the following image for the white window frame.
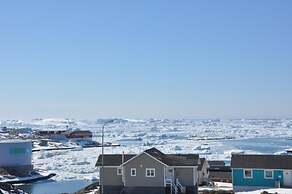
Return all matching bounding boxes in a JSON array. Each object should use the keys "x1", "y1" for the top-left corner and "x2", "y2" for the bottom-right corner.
[
  {"x1": 243, "y1": 169, "x2": 253, "y2": 179},
  {"x1": 264, "y1": 170, "x2": 274, "y2": 179},
  {"x1": 146, "y1": 168, "x2": 155, "y2": 177},
  {"x1": 131, "y1": 168, "x2": 136, "y2": 176},
  {"x1": 117, "y1": 167, "x2": 122, "y2": 176}
]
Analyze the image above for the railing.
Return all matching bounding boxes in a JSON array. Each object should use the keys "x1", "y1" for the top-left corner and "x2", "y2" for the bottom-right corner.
[
  {"x1": 176, "y1": 178, "x2": 183, "y2": 192},
  {"x1": 166, "y1": 178, "x2": 186, "y2": 194},
  {"x1": 171, "y1": 181, "x2": 178, "y2": 194},
  {"x1": 166, "y1": 178, "x2": 178, "y2": 194}
]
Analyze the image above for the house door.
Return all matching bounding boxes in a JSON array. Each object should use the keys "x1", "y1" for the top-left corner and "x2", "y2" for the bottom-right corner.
[
  {"x1": 165, "y1": 167, "x2": 174, "y2": 183},
  {"x1": 284, "y1": 170, "x2": 292, "y2": 187}
]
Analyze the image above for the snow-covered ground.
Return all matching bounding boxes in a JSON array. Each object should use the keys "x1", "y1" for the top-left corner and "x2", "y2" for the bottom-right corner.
[
  {"x1": 2, "y1": 118, "x2": 292, "y2": 181},
  {"x1": 200, "y1": 182, "x2": 292, "y2": 194},
  {"x1": 238, "y1": 188, "x2": 292, "y2": 194},
  {"x1": 199, "y1": 182, "x2": 233, "y2": 192}
]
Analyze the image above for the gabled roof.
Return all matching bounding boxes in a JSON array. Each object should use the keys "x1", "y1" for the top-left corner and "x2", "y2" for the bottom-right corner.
[
  {"x1": 231, "y1": 154, "x2": 292, "y2": 169},
  {"x1": 164, "y1": 154, "x2": 198, "y2": 166},
  {"x1": 95, "y1": 154, "x2": 135, "y2": 166},
  {"x1": 145, "y1": 148, "x2": 165, "y2": 163},
  {"x1": 96, "y1": 147, "x2": 199, "y2": 167}
]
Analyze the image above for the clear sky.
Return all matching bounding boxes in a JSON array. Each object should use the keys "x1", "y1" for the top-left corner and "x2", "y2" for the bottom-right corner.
[{"x1": 0, "y1": 1, "x2": 292, "y2": 120}]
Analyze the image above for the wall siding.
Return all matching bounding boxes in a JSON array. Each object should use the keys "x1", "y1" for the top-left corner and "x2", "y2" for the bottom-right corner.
[
  {"x1": 124, "y1": 153, "x2": 165, "y2": 187},
  {"x1": 100, "y1": 167, "x2": 123, "y2": 186},
  {"x1": 174, "y1": 168, "x2": 195, "y2": 186},
  {"x1": 233, "y1": 169, "x2": 284, "y2": 187},
  {"x1": 0, "y1": 142, "x2": 32, "y2": 167}
]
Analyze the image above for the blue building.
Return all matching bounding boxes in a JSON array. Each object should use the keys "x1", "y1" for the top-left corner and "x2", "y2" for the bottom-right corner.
[
  {"x1": 231, "y1": 154, "x2": 292, "y2": 192},
  {"x1": 0, "y1": 140, "x2": 33, "y2": 176}
]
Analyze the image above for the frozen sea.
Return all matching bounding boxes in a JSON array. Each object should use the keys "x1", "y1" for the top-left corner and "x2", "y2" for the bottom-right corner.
[{"x1": 2, "y1": 118, "x2": 292, "y2": 181}]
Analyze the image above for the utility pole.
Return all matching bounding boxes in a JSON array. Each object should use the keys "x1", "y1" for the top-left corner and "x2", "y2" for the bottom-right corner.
[{"x1": 101, "y1": 119, "x2": 114, "y2": 194}]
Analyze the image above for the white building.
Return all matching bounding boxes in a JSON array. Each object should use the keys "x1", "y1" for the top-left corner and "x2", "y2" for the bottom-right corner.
[{"x1": 197, "y1": 158, "x2": 209, "y2": 185}]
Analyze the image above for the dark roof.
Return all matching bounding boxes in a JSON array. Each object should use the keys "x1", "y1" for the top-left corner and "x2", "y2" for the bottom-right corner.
[
  {"x1": 209, "y1": 171, "x2": 232, "y2": 180},
  {"x1": 198, "y1": 158, "x2": 207, "y2": 171},
  {"x1": 163, "y1": 154, "x2": 198, "y2": 166},
  {"x1": 231, "y1": 154, "x2": 292, "y2": 169},
  {"x1": 208, "y1": 160, "x2": 225, "y2": 167},
  {"x1": 209, "y1": 166, "x2": 231, "y2": 172},
  {"x1": 144, "y1": 148, "x2": 198, "y2": 166},
  {"x1": 96, "y1": 147, "x2": 199, "y2": 167},
  {"x1": 96, "y1": 154, "x2": 135, "y2": 166}
]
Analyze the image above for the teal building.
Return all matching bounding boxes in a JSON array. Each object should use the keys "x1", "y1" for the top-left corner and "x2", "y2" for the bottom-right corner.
[{"x1": 231, "y1": 154, "x2": 292, "y2": 192}]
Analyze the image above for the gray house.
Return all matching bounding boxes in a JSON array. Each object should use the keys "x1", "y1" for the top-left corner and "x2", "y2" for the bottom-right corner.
[{"x1": 96, "y1": 147, "x2": 199, "y2": 194}]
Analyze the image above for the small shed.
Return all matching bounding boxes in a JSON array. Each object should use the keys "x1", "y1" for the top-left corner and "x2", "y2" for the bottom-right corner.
[{"x1": 0, "y1": 140, "x2": 33, "y2": 176}]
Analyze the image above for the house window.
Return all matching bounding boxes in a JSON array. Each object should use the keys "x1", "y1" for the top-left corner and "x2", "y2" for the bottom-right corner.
[
  {"x1": 117, "y1": 167, "x2": 122, "y2": 176},
  {"x1": 131, "y1": 168, "x2": 136, "y2": 176},
  {"x1": 264, "y1": 170, "x2": 274, "y2": 179},
  {"x1": 146, "y1": 168, "x2": 155, "y2": 177},
  {"x1": 243, "y1": 169, "x2": 253, "y2": 179}
]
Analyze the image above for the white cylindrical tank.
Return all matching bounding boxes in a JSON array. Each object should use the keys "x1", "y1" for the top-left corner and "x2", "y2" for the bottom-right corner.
[{"x1": 0, "y1": 140, "x2": 32, "y2": 167}]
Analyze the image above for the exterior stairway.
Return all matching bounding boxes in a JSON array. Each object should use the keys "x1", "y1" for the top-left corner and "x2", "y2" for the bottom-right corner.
[{"x1": 166, "y1": 178, "x2": 185, "y2": 194}]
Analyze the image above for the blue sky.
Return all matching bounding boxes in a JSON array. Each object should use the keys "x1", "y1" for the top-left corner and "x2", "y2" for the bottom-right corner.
[{"x1": 0, "y1": 1, "x2": 292, "y2": 119}]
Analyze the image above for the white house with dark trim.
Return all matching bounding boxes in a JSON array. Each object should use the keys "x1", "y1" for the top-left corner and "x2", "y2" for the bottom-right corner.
[
  {"x1": 96, "y1": 147, "x2": 199, "y2": 194},
  {"x1": 197, "y1": 158, "x2": 209, "y2": 186}
]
